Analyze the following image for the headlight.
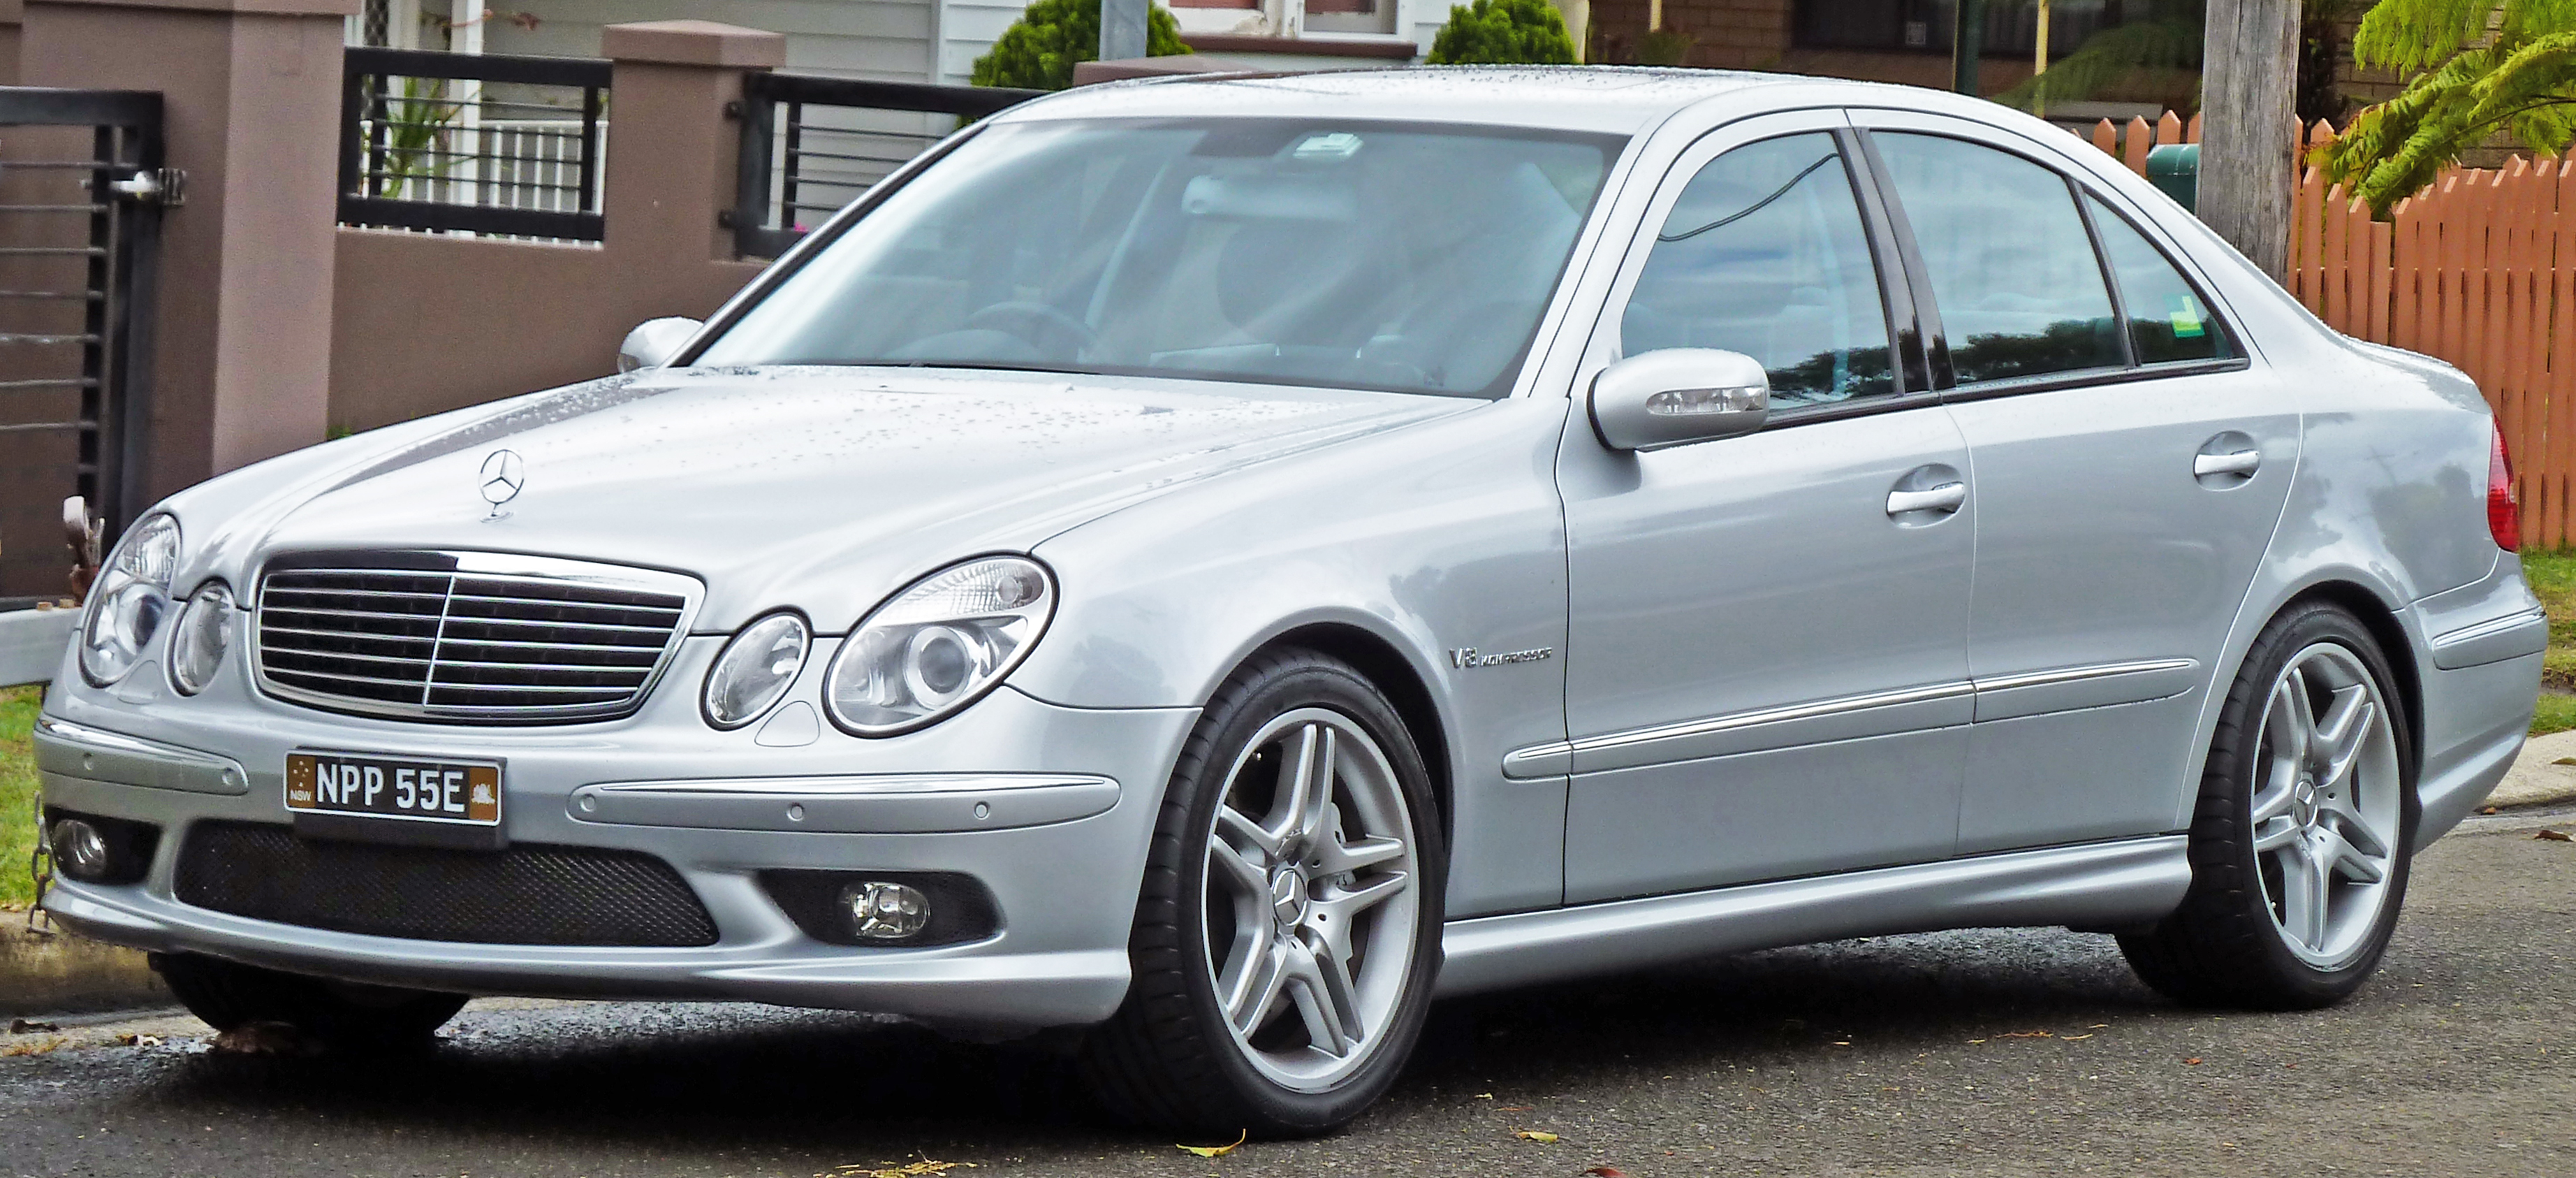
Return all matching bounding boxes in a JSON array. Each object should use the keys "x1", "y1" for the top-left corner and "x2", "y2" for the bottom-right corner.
[
  {"x1": 78, "y1": 514, "x2": 181, "y2": 687},
  {"x1": 167, "y1": 582, "x2": 234, "y2": 696},
  {"x1": 824, "y1": 555, "x2": 1055, "y2": 736},
  {"x1": 703, "y1": 611, "x2": 810, "y2": 729}
]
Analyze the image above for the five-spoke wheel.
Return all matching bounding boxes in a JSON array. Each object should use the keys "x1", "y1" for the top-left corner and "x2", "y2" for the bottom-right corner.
[
  {"x1": 2122, "y1": 601, "x2": 2417, "y2": 1009},
  {"x1": 1082, "y1": 649, "x2": 1444, "y2": 1137},
  {"x1": 1203, "y1": 708, "x2": 1421, "y2": 1092}
]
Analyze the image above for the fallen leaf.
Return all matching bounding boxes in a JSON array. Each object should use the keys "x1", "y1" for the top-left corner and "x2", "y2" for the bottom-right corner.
[
  {"x1": 2552, "y1": 757, "x2": 2575, "y2": 766},
  {"x1": 8, "y1": 1019, "x2": 61, "y2": 1035},
  {"x1": 0, "y1": 1037, "x2": 66, "y2": 1057},
  {"x1": 1584, "y1": 1168, "x2": 1628, "y2": 1177},
  {"x1": 1176, "y1": 1130, "x2": 1247, "y2": 1159},
  {"x1": 2481, "y1": 806, "x2": 2501, "y2": 815},
  {"x1": 2184, "y1": 1058, "x2": 2204, "y2": 1066},
  {"x1": 1514, "y1": 1130, "x2": 1560, "y2": 1143},
  {"x1": 2535, "y1": 829, "x2": 2572, "y2": 842},
  {"x1": 1966, "y1": 1038, "x2": 1988, "y2": 1044},
  {"x1": 2061, "y1": 1033, "x2": 2095, "y2": 1041},
  {"x1": 1830, "y1": 1040, "x2": 1852, "y2": 1046},
  {"x1": 1474, "y1": 1092, "x2": 1494, "y2": 1100},
  {"x1": 115, "y1": 1033, "x2": 162, "y2": 1047},
  {"x1": 1998, "y1": 1030, "x2": 2054, "y2": 1039}
]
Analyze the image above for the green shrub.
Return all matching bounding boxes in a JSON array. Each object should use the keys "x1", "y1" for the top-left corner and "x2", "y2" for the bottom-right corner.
[
  {"x1": 972, "y1": 0, "x2": 1191, "y2": 92},
  {"x1": 1425, "y1": 0, "x2": 1579, "y2": 66}
]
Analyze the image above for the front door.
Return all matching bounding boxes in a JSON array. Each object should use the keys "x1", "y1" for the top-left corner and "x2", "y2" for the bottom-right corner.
[
  {"x1": 1555, "y1": 114, "x2": 1975, "y2": 903},
  {"x1": 1854, "y1": 114, "x2": 2299, "y2": 852}
]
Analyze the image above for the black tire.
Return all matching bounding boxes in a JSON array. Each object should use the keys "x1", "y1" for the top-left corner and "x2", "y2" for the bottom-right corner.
[
  {"x1": 2120, "y1": 600, "x2": 2417, "y2": 1009},
  {"x1": 1079, "y1": 648, "x2": 1447, "y2": 1137},
  {"x1": 151, "y1": 952, "x2": 468, "y2": 1046}
]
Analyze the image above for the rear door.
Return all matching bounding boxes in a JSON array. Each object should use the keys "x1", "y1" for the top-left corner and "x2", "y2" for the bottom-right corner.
[
  {"x1": 1850, "y1": 111, "x2": 2297, "y2": 853},
  {"x1": 1553, "y1": 112, "x2": 1977, "y2": 903}
]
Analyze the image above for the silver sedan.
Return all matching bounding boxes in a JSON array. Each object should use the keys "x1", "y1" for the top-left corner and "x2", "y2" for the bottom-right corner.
[{"x1": 34, "y1": 68, "x2": 2544, "y2": 1135}]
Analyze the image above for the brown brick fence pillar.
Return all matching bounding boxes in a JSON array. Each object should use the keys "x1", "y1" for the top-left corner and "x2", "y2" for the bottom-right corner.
[{"x1": 21, "y1": 0, "x2": 353, "y2": 507}]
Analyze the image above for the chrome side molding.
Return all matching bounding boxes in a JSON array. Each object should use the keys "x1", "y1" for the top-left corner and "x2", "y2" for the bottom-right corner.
[
  {"x1": 1505, "y1": 658, "x2": 2203, "y2": 778},
  {"x1": 570, "y1": 772, "x2": 1120, "y2": 834},
  {"x1": 1435, "y1": 835, "x2": 2190, "y2": 996}
]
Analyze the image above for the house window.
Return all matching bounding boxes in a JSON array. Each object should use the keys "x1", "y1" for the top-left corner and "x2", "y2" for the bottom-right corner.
[{"x1": 1793, "y1": 0, "x2": 2126, "y2": 56}]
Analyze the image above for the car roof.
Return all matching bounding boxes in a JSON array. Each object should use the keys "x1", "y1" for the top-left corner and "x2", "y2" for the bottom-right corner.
[{"x1": 995, "y1": 66, "x2": 1838, "y2": 136}]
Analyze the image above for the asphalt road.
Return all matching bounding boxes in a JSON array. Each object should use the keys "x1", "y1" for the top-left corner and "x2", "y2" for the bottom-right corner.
[{"x1": 5, "y1": 807, "x2": 2572, "y2": 1178}]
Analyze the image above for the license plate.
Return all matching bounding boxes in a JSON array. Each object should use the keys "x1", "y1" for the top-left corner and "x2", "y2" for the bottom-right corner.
[{"x1": 286, "y1": 752, "x2": 502, "y2": 826}]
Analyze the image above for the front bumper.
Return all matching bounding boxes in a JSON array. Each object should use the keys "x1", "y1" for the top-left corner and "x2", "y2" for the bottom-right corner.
[{"x1": 36, "y1": 635, "x2": 1198, "y2": 1030}]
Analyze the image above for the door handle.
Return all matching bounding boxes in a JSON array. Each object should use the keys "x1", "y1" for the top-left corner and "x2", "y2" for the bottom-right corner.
[
  {"x1": 1887, "y1": 481, "x2": 1968, "y2": 516},
  {"x1": 2194, "y1": 449, "x2": 2262, "y2": 478}
]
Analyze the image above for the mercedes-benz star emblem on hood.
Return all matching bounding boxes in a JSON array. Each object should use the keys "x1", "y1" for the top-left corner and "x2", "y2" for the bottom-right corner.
[{"x1": 477, "y1": 449, "x2": 525, "y2": 518}]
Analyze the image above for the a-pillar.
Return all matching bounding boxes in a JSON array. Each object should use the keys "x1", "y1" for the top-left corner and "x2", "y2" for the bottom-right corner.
[
  {"x1": 597, "y1": 20, "x2": 784, "y2": 326},
  {"x1": 20, "y1": 0, "x2": 352, "y2": 506}
]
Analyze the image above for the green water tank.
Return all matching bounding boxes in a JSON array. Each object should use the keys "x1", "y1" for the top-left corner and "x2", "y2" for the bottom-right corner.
[{"x1": 2146, "y1": 143, "x2": 2200, "y2": 212}]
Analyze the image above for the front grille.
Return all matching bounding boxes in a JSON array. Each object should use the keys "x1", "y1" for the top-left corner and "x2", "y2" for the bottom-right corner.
[
  {"x1": 175, "y1": 821, "x2": 719, "y2": 947},
  {"x1": 254, "y1": 551, "x2": 696, "y2": 722}
]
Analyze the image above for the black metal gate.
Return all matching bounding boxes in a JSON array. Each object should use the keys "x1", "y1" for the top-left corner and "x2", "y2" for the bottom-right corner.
[{"x1": 0, "y1": 87, "x2": 166, "y2": 600}]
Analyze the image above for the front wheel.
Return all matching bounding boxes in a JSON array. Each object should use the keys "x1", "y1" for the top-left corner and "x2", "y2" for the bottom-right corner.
[
  {"x1": 2121, "y1": 601, "x2": 2416, "y2": 1008},
  {"x1": 152, "y1": 952, "x2": 468, "y2": 1047},
  {"x1": 1081, "y1": 649, "x2": 1445, "y2": 1137}
]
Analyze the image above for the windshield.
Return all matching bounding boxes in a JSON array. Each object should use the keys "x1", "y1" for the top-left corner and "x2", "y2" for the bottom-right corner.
[{"x1": 696, "y1": 118, "x2": 1624, "y2": 398}]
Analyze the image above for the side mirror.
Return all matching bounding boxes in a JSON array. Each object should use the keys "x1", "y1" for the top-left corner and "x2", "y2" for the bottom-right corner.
[
  {"x1": 618, "y1": 317, "x2": 703, "y2": 373},
  {"x1": 1588, "y1": 349, "x2": 1771, "y2": 452}
]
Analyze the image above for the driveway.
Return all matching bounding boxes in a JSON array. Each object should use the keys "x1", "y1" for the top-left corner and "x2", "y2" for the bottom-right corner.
[{"x1": 3, "y1": 806, "x2": 2570, "y2": 1177}]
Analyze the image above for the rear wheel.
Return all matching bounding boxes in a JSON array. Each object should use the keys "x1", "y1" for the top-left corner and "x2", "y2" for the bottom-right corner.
[
  {"x1": 2121, "y1": 602, "x2": 2415, "y2": 1008},
  {"x1": 1081, "y1": 648, "x2": 1444, "y2": 1137},
  {"x1": 152, "y1": 952, "x2": 467, "y2": 1047}
]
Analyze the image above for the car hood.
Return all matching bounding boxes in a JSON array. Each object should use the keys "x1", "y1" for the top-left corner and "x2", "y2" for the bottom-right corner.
[{"x1": 244, "y1": 367, "x2": 1472, "y2": 630}]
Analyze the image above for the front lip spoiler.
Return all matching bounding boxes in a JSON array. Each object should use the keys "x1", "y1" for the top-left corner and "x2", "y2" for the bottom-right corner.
[
  {"x1": 40, "y1": 882, "x2": 1132, "y2": 1026},
  {"x1": 567, "y1": 773, "x2": 1120, "y2": 834}
]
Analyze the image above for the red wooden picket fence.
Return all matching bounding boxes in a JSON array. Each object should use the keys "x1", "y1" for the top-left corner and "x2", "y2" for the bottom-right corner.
[{"x1": 2072, "y1": 113, "x2": 2572, "y2": 550}]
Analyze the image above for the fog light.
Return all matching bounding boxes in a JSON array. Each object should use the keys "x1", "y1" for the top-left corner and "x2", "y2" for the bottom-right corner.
[
  {"x1": 840, "y1": 880, "x2": 931, "y2": 940},
  {"x1": 48, "y1": 818, "x2": 111, "y2": 882}
]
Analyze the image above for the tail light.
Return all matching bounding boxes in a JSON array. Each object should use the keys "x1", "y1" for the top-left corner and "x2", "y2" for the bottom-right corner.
[{"x1": 2489, "y1": 426, "x2": 2521, "y2": 552}]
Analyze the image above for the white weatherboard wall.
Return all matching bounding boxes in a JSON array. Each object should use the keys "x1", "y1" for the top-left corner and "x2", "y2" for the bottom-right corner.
[
  {"x1": 940, "y1": 0, "x2": 1029, "y2": 83},
  {"x1": 486, "y1": 0, "x2": 940, "y2": 82}
]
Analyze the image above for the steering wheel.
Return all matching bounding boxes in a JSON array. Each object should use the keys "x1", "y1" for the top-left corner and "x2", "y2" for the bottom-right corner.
[{"x1": 965, "y1": 302, "x2": 1097, "y2": 358}]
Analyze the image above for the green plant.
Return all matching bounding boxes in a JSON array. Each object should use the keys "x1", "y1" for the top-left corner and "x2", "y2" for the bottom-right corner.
[
  {"x1": 971, "y1": 0, "x2": 1191, "y2": 92},
  {"x1": 2, "y1": 685, "x2": 40, "y2": 910},
  {"x1": 1424, "y1": 0, "x2": 1578, "y2": 66},
  {"x1": 370, "y1": 75, "x2": 464, "y2": 198},
  {"x1": 2318, "y1": 0, "x2": 2576, "y2": 217},
  {"x1": 1635, "y1": 27, "x2": 1695, "y2": 67}
]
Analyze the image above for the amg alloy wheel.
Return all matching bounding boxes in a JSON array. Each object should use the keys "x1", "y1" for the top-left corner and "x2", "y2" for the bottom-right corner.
[
  {"x1": 1082, "y1": 649, "x2": 1445, "y2": 1136},
  {"x1": 2122, "y1": 602, "x2": 2416, "y2": 1008}
]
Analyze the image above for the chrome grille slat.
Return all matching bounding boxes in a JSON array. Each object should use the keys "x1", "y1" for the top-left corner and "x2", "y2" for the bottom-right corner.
[{"x1": 254, "y1": 553, "x2": 698, "y2": 724}]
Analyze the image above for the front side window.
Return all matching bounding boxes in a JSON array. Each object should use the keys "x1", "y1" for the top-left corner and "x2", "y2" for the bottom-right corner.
[
  {"x1": 697, "y1": 119, "x2": 1620, "y2": 399},
  {"x1": 1872, "y1": 132, "x2": 2124, "y2": 386},
  {"x1": 2086, "y1": 194, "x2": 2235, "y2": 365},
  {"x1": 1620, "y1": 132, "x2": 1897, "y2": 409}
]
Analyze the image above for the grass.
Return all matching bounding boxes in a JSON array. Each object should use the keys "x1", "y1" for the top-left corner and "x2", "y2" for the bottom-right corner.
[
  {"x1": 2519, "y1": 549, "x2": 2576, "y2": 736},
  {"x1": 3, "y1": 560, "x2": 2575, "y2": 899},
  {"x1": 2, "y1": 685, "x2": 41, "y2": 909}
]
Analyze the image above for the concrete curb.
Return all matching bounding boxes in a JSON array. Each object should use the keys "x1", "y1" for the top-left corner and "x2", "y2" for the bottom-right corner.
[
  {"x1": 2484, "y1": 729, "x2": 2576, "y2": 810},
  {"x1": 0, "y1": 919, "x2": 167, "y2": 1017}
]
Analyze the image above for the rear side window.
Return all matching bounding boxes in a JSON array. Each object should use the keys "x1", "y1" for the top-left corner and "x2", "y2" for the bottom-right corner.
[
  {"x1": 1620, "y1": 132, "x2": 1896, "y2": 409},
  {"x1": 2085, "y1": 194, "x2": 2235, "y2": 365},
  {"x1": 1871, "y1": 133, "x2": 2123, "y2": 386}
]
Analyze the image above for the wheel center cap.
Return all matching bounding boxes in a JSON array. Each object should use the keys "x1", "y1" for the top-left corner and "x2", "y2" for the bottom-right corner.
[
  {"x1": 2292, "y1": 777, "x2": 2320, "y2": 825},
  {"x1": 1270, "y1": 866, "x2": 1310, "y2": 927}
]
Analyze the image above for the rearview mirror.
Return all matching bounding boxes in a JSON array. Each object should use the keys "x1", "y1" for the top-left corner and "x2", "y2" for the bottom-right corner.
[
  {"x1": 1588, "y1": 349, "x2": 1771, "y2": 451},
  {"x1": 618, "y1": 317, "x2": 702, "y2": 373}
]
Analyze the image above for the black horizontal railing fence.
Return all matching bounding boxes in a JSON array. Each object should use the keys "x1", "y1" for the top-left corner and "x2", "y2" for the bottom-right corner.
[
  {"x1": 729, "y1": 73, "x2": 1044, "y2": 259},
  {"x1": 338, "y1": 47, "x2": 610, "y2": 241}
]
